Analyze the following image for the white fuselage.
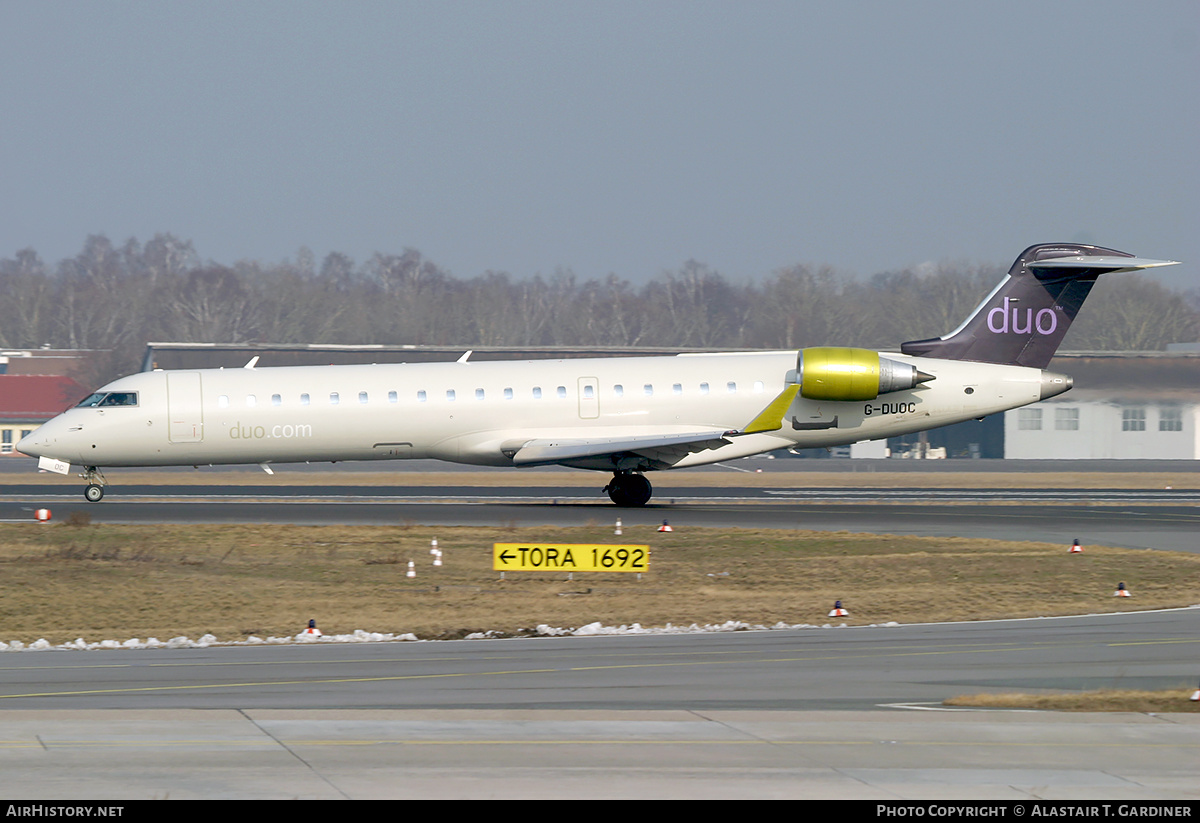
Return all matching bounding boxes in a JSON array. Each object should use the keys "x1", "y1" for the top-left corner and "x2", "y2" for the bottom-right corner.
[{"x1": 21, "y1": 350, "x2": 1050, "y2": 472}]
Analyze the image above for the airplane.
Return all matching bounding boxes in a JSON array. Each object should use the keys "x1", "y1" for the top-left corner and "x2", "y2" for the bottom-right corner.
[{"x1": 18, "y1": 243, "x2": 1178, "y2": 506}]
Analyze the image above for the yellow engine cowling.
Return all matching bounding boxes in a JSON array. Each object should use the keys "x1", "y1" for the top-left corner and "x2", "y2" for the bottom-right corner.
[{"x1": 797, "y1": 347, "x2": 932, "y2": 401}]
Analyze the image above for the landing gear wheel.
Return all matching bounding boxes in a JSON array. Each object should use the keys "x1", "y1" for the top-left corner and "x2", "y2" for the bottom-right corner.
[
  {"x1": 80, "y1": 466, "x2": 107, "y2": 502},
  {"x1": 605, "y1": 473, "x2": 652, "y2": 507}
]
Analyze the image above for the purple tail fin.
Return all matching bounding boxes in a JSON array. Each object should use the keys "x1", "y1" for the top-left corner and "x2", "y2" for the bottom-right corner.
[{"x1": 901, "y1": 243, "x2": 1178, "y2": 368}]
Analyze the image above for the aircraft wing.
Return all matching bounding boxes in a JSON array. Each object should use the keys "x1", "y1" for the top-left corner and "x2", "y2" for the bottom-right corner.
[{"x1": 506, "y1": 384, "x2": 801, "y2": 467}]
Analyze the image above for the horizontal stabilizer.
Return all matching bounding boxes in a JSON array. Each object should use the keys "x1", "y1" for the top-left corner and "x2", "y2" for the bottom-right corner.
[{"x1": 1028, "y1": 255, "x2": 1178, "y2": 273}]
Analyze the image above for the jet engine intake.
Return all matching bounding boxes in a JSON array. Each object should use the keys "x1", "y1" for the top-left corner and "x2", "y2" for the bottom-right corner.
[{"x1": 797, "y1": 347, "x2": 933, "y2": 401}]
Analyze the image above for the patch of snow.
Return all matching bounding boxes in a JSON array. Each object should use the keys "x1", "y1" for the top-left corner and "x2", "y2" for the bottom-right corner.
[{"x1": 0, "y1": 612, "x2": 1044, "y2": 653}]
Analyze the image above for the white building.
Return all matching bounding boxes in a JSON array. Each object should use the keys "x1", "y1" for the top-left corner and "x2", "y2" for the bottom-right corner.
[{"x1": 1004, "y1": 353, "x2": 1200, "y2": 459}]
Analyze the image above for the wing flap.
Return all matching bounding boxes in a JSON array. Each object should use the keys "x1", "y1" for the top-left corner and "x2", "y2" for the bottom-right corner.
[{"x1": 510, "y1": 430, "x2": 733, "y2": 466}]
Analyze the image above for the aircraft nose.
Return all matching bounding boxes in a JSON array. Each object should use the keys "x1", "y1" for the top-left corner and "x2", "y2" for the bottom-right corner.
[
  {"x1": 16, "y1": 429, "x2": 46, "y2": 458},
  {"x1": 17, "y1": 415, "x2": 77, "y2": 460}
]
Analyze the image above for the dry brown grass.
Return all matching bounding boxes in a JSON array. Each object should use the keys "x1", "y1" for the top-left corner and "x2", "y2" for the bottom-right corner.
[
  {"x1": 1, "y1": 522, "x2": 1196, "y2": 645},
  {"x1": 945, "y1": 690, "x2": 1200, "y2": 712}
]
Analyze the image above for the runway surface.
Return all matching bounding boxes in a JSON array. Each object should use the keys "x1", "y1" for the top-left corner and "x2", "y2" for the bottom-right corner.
[
  {"x1": 3, "y1": 484, "x2": 1198, "y2": 553},
  {"x1": 1, "y1": 463, "x2": 1198, "y2": 798}
]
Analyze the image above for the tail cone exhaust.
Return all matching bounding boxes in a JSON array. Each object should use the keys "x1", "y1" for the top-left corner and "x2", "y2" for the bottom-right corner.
[{"x1": 1041, "y1": 372, "x2": 1073, "y2": 400}]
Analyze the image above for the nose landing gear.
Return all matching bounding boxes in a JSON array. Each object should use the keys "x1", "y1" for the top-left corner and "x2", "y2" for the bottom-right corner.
[
  {"x1": 81, "y1": 466, "x2": 106, "y2": 502},
  {"x1": 603, "y1": 472, "x2": 652, "y2": 507}
]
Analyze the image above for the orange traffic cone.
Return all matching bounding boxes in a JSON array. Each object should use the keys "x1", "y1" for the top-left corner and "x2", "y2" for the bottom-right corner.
[
  {"x1": 828, "y1": 600, "x2": 849, "y2": 617},
  {"x1": 1113, "y1": 581, "x2": 1131, "y2": 597},
  {"x1": 657, "y1": 520, "x2": 673, "y2": 532},
  {"x1": 1069, "y1": 538, "x2": 1082, "y2": 553}
]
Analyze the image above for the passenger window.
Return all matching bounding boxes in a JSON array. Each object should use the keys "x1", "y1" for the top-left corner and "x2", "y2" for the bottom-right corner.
[
  {"x1": 583, "y1": 386, "x2": 594, "y2": 399},
  {"x1": 533, "y1": 387, "x2": 542, "y2": 399},
  {"x1": 218, "y1": 395, "x2": 229, "y2": 408},
  {"x1": 330, "y1": 392, "x2": 340, "y2": 405},
  {"x1": 673, "y1": 383, "x2": 682, "y2": 395},
  {"x1": 504, "y1": 388, "x2": 513, "y2": 400},
  {"x1": 700, "y1": 382, "x2": 709, "y2": 395},
  {"x1": 271, "y1": 394, "x2": 282, "y2": 406},
  {"x1": 753, "y1": 381, "x2": 764, "y2": 393},
  {"x1": 388, "y1": 391, "x2": 398, "y2": 403},
  {"x1": 417, "y1": 390, "x2": 427, "y2": 402},
  {"x1": 359, "y1": 391, "x2": 368, "y2": 404},
  {"x1": 446, "y1": 390, "x2": 456, "y2": 401},
  {"x1": 246, "y1": 395, "x2": 256, "y2": 407},
  {"x1": 300, "y1": 393, "x2": 310, "y2": 406},
  {"x1": 557, "y1": 386, "x2": 567, "y2": 399},
  {"x1": 475, "y1": 389, "x2": 485, "y2": 400},
  {"x1": 727, "y1": 382, "x2": 737, "y2": 393},
  {"x1": 644, "y1": 384, "x2": 653, "y2": 396},
  {"x1": 614, "y1": 384, "x2": 623, "y2": 397}
]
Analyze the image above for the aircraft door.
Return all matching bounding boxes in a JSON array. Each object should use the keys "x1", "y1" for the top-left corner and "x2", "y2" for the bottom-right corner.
[
  {"x1": 167, "y1": 372, "x2": 204, "y2": 443},
  {"x1": 578, "y1": 377, "x2": 599, "y2": 419}
]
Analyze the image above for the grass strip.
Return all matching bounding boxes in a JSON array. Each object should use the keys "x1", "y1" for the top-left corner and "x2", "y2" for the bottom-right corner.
[{"x1": 1, "y1": 522, "x2": 1196, "y2": 644}]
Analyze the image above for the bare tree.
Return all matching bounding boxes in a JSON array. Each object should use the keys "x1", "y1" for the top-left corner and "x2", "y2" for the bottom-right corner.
[
  {"x1": 0, "y1": 249, "x2": 52, "y2": 347},
  {"x1": 0, "y1": 234, "x2": 1193, "y2": 363},
  {"x1": 158, "y1": 266, "x2": 261, "y2": 343},
  {"x1": 752, "y1": 263, "x2": 852, "y2": 349},
  {"x1": 1063, "y1": 275, "x2": 1199, "y2": 351}
]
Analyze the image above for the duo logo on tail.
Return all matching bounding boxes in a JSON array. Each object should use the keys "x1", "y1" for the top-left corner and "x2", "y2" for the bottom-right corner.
[{"x1": 901, "y1": 243, "x2": 1179, "y2": 368}]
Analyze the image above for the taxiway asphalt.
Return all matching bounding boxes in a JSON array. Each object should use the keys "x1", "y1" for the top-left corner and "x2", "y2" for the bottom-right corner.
[{"x1": 1, "y1": 610, "x2": 1197, "y2": 799}]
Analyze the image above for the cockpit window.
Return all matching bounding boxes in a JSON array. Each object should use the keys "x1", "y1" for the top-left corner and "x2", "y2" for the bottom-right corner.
[
  {"x1": 76, "y1": 393, "x2": 106, "y2": 407},
  {"x1": 76, "y1": 392, "x2": 138, "y2": 408}
]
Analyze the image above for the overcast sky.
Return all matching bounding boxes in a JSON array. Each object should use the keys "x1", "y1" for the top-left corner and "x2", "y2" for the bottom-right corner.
[{"x1": 1, "y1": 1, "x2": 1196, "y2": 287}]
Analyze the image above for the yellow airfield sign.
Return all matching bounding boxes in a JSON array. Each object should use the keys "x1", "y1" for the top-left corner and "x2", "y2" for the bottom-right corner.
[{"x1": 493, "y1": 543, "x2": 649, "y2": 573}]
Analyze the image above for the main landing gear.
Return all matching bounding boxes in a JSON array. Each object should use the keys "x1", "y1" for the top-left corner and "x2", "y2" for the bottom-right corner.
[
  {"x1": 604, "y1": 471, "x2": 652, "y2": 507},
  {"x1": 81, "y1": 466, "x2": 106, "y2": 502}
]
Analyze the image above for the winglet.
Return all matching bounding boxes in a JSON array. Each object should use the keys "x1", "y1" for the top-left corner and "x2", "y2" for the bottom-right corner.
[{"x1": 739, "y1": 385, "x2": 801, "y2": 434}]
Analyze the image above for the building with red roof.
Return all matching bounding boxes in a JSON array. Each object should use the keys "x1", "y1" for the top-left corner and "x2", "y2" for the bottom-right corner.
[{"x1": 0, "y1": 351, "x2": 92, "y2": 456}]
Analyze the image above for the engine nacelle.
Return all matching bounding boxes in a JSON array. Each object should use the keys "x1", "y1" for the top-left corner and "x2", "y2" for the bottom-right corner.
[{"x1": 797, "y1": 347, "x2": 933, "y2": 401}]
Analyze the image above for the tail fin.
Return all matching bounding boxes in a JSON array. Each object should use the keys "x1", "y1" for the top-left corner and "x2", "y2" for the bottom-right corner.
[{"x1": 900, "y1": 243, "x2": 1179, "y2": 368}]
